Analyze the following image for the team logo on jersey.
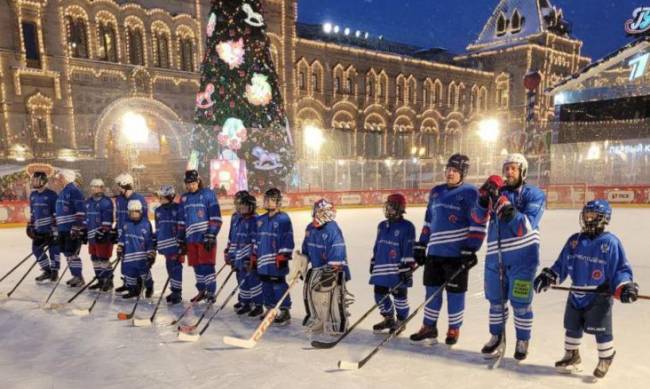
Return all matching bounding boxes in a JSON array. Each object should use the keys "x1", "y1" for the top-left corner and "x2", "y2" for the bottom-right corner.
[
  {"x1": 197, "y1": 210, "x2": 205, "y2": 218},
  {"x1": 305, "y1": 230, "x2": 310, "y2": 238},
  {"x1": 394, "y1": 230, "x2": 400, "y2": 237},
  {"x1": 273, "y1": 222, "x2": 279, "y2": 229},
  {"x1": 257, "y1": 220, "x2": 263, "y2": 228},
  {"x1": 600, "y1": 243, "x2": 610, "y2": 253},
  {"x1": 570, "y1": 240, "x2": 578, "y2": 249},
  {"x1": 448, "y1": 214, "x2": 458, "y2": 224},
  {"x1": 322, "y1": 233, "x2": 328, "y2": 240},
  {"x1": 592, "y1": 269, "x2": 603, "y2": 280},
  {"x1": 389, "y1": 249, "x2": 397, "y2": 258}
]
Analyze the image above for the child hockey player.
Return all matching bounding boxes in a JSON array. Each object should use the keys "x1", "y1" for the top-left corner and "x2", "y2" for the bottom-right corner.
[
  {"x1": 85, "y1": 179, "x2": 114, "y2": 291},
  {"x1": 154, "y1": 185, "x2": 183, "y2": 304},
  {"x1": 116, "y1": 200, "x2": 155, "y2": 299}
]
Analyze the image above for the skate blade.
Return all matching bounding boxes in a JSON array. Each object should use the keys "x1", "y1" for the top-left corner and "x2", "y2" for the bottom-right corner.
[
  {"x1": 177, "y1": 331, "x2": 200, "y2": 342},
  {"x1": 71, "y1": 308, "x2": 90, "y2": 316},
  {"x1": 117, "y1": 312, "x2": 132, "y2": 320},
  {"x1": 133, "y1": 318, "x2": 152, "y2": 327},
  {"x1": 337, "y1": 360, "x2": 360, "y2": 370},
  {"x1": 409, "y1": 338, "x2": 438, "y2": 346},
  {"x1": 43, "y1": 302, "x2": 67, "y2": 310},
  {"x1": 223, "y1": 336, "x2": 256, "y2": 349},
  {"x1": 556, "y1": 365, "x2": 582, "y2": 374}
]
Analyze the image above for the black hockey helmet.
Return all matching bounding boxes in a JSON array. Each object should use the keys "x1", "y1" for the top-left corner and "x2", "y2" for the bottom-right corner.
[
  {"x1": 31, "y1": 171, "x2": 48, "y2": 188},
  {"x1": 234, "y1": 190, "x2": 250, "y2": 206},
  {"x1": 264, "y1": 187, "x2": 282, "y2": 202},
  {"x1": 446, "y1": 153, "x2": 470, "y2": 179},
  {"x1": 184, "y1": 170, "x2": 199, "y2": 184}
]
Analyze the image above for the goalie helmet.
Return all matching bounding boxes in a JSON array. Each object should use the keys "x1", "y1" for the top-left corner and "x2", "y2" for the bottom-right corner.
[
  {"x1": 312, "y1": 198, "x2": 336, "y2": 227},
  {"x1": 580, "y1": 199, "x2": 611, "y2": 236}
]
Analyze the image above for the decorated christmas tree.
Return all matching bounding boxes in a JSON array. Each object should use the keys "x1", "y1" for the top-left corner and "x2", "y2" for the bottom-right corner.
[{"x1": 191, "y1": 0, "x2": 294, "y2": 192}]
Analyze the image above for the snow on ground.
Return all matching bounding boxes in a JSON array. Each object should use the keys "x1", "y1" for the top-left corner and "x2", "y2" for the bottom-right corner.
[{"x1": 1, "y1": 207, "x2": 650, "y2": 389}]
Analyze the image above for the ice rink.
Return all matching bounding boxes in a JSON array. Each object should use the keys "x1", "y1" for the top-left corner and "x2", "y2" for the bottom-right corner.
[{"x1": 1, "y1": 207, "x2": 649, "y2": 389}]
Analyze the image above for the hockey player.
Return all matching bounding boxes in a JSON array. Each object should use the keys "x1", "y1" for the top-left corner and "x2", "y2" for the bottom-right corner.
[
  {"x1": 113, "y1": 173, "x2": 149, "y2": 294},
  {"x1": 224, "y1": 190, "x2": 250, "y2": 311},
  {"x1": 480, "y1": 153, "x2": 545, "y2": 361},
  {"x1": 534, "y1": 199, "x2": 638, "y2": 378},
  {"x1": 116, "y1": 200, "x2": 155, "y2": 299},
  {"x1": 27, "y1": 170, "x2": 60, "y2": 282},
  {"x1": 251, "y1": 188, "x2": 294, "y2": 325},
  {"x1": 301, "y1": 198, "x2": 351, "y2": 335},
  {"x1": 55, "y1": 169, "x2": 86, "y2": 287},
  {"x1": 177, "y1": 170, "x2": 222, "y2": 303},
  {"x1": 410, "y1": 154, "x2": 486, "y2": 346},
  {"x1": 85, "y1": 179, "x2": 114, "y2": 291},
  {"x1": 154, "y1": 185, "x2": 183, "y2": 304},
  {"x1": 231, "y1": 193, "x2": 264, "y2": 317},
  {"x1": 370, "y1": 193, "x2": 416, "y2": 334}
]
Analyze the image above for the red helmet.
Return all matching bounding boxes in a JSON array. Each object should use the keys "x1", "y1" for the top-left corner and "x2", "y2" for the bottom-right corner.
[{"x1": 385, "y1": 193, "x2": 406, "y2": 219}]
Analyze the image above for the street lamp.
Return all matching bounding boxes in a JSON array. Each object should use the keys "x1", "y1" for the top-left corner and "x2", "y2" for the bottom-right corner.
[
  {"x1": 304, "y1": 125, "x2": 324, "y2": 154},
  {"x1": 121, "y1": 112, "x2": 149, "y2": 189},
  {"x1": 478, "y1": 118, "x2": 501, "y2": 143}
]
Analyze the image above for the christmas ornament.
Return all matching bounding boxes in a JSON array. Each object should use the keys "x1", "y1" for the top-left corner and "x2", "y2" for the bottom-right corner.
[
  {"x1": 207, "y1": 13, "x2": 216, "y2": 37},
  {"x1": 251, "y1": 146, "x2": 282, "y2": 171},
  {"x1": 242, "y1": 3, "x2": 264, "y2": 27},
  {"x1": 216, "y1": 38, "x2": 245, "y2": 69},
  {"x1": 196, "y1": 83, "x2": 216, "y2": 109},
  {"x1": 245, "y1": 73, "x2": 272, "y2": 106},
  {"x1": 218, "y1": 117, "x2": 248, "y2": 152}
]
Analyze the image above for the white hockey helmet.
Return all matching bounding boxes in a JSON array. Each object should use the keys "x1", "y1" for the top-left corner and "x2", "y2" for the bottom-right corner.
[
  {"x1": 114, "y1": 173, "x2": 134, "y2": 189},
  {"x1": 90, "y1": 178, "x2": 105, "y2": 188},
  {"x1": 503, "y1": 153, "x2": 528, "y2": 180},
  {"x1": 59, "y1": 169, "x2": 77, "y2": 184},
  {"x1": 127, "y1": 199, "x2": 143, "y2": 212}
]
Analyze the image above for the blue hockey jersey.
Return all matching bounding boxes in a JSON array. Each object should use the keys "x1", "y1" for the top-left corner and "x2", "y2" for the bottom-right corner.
[
  {"x1": 420, "y1": 183, "x2": 487, "y2": 257},
  {"x1": 485, "y1": 184, "x2": 545, "y2": 269},
  {"x1": 226, "y1": 212, "x2": 242, "y2": 263},
  {"x1": 178, "y1": 188, "x2": 222, "y2": 243},
  {"x1": 115, "y1": 192, "x2": 148, "y2": 233},
  {"x1": 370, "y1": 218, "x2": 416, "y2": 288},
  {"x1": 85, "y1": 195, "x2": 114, "y2": 243},
  {"x1": 29, "y1": 188, "x2": 57, "y2": 234},
  {"x1": 301, "y1": 221, "x2": 350, "y2": 280},
  {"x1": 254, "y1": 212, "x2": 294, "y2": 277},
  {"x1": 232, "y1": 214, "x2": 256, "y2": 268},
  {"x1": 550, "y1": 232, "x2": 633, "y2": 309},
  {"x1": 55, "y1": 182, "x2": 85, "y2": 232},
  {"x1": 119, "y1": 218, "x2": 154, "y2": 264},
  {"x1": 154, "y1": 203, "x2": 181, "y2": 256}
]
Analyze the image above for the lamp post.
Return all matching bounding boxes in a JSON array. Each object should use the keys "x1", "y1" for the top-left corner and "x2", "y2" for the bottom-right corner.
[
  {"x1": 303, "y1": 125, "x2": 324, "y2": 190},
  {"x1": 478, "y1": 118, "x2": 501, "y2": 175}
]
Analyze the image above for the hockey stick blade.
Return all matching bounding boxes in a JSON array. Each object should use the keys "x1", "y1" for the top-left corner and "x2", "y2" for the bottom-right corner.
[
  {"x1": 43, "y1": 302, "x2": 67, "y2": 310},
  {"x1": 117, "y1": 312, "x2": 133, "y2": 321},
  {"x1": 488, "y1": 343, "x2": 506, "y2": 369},
  {"x1": 71, "y1": 308, "x2": 90, "y2": 316},
  {"x1": 133, "y1": 317, "x2": 152, "y2": 327},
  {"x1": 177, "y1": 324, "x2": 197, "y2": 333},
  {"x1": 337, "y1": 360, "x2": 360, "y2": 370},
  {"x1": 311, "y1": 340, "x2": 337, "y2": 349},
  {"x1": 222, "y1": 336, "x2": 257, "y2": 349},
  {"x1": 0, "y1": 292, "x2": 9, "y2": 301},
  {"x1": 177, "y1": 331, "x2": 200, "y2": 342}
]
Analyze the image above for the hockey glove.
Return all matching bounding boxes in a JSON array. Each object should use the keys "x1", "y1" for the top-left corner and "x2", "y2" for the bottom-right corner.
[
  {"x1": 248, "y1": 254, "x2": 257, "y2": 272},
  {"x1": 479, "y1": 175, "x2": 505, "y2": 208},
  {"x1": 203, "y1": 232, "x2": 216, "y2": 252},
  {"x1": 95, "y1": 227, "x2": 109, "y2": 243},
  {"x1": 616, "y1": 281, "x2": 639, "y2": 303},
  {"x1": 399, "y1": 262, "x2": 415, "y2": 283},
  {"x1": 224, "y1": 247, "x2": 232, "y2": 266},
  {"x1": 460, "y1": 250, "x2": 478, "y2": 269},
  {"x1": 413, "y1": 243, "x2": 427, "y2": 266},
  {"x1": 146, "y1": 251, "x2": 156, "y2": 268},
  {"x1": 276, "y1": 253, "x2": 290, "y2": 269},
  {"x1": 495, "y1": 195, "x2": 516, "y2": 222},
  {"x1": 369, "y1": 258, "x2": 375, "y2": 274},
  {"x1": 71, "y1": 225, "x2": 88, "y2": 245},
  {"x1": 533, "y1": 267, "x2": 557, "y2": 293},
  {"x1": 116, "y1": 244, "x2": 124, "y2": 260},
  {"x1": 26, "y1": 223, "x2": 36, "y2": 240},
  {"x1": 110, "y1": 227, "x2": 119, "y2": 244}
]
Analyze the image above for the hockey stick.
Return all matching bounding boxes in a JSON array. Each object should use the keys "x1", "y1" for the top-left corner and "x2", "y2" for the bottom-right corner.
[
  {"x1": 47, "y1": 257, "x2": 121, "y2": 310},
  {"x1": 312, "y1": 265, "x2": 421, "y2": 349},
  {"x1": 170, "y1": 266, "x2": 235, "y2": 326},
  {"x1": 223, "y1": 266, "x2": 305, "y2": 349},
  {"x1": 337, "y1": 263, "x2": 468, "y2": 370},
  {"x1": 0, "y1": 248, "x2": 48, "y2": 300},
  {"x1": 41, "y1": 262, "x2": 70, "y2": 307},
  {"x1": 0, "y1": 247, "x2": 41, "y2": 283},
  {"x1": 177, "y1": 277, "x2": 242, "y2": 342},
  {"x1": 71, "y1": 256, "x2": 124, "y2": 316},
  {"x1": 486, "y1": 214, "x2": 508, "y2": 370},
  {"x1": 117, "y1": 285, "x2": 143, "y2": 321},
  {"x1": 176, "y1": 268, "x2": 236, "y2": 331},
  {"x1": 133, "y1": 276, "x2": 170, "y2": 327},
  {"x1": 550, "y1": 285, "x2": 650, "y2": 300}
]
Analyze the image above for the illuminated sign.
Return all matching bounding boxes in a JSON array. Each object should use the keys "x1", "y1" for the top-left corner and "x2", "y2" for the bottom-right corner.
[
  {"x1": 625, "y1": 7, "x2": 650, "y2": 35},
  {"x1": 629, "y1": 53, "x2": 649, "y2": 80}
]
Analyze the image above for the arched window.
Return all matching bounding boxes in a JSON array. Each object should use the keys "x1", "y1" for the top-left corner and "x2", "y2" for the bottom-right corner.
[
  {"x1": 154, "y1": 32, "x2": 170, "y2": 68},
  {"x1": 335, "y1": 76, "x2": 341, "y2": 93},
  {"x1": 98, "y1": 23, "x2": 117, "y2": 62},
  {"x1": 128, "y1": 27, "x2": 144, "y2": 65},
  {"x1": 311, "y1": 72, "x2": 319, "y2": 92},
  {"x1": 511, "y1": 10, "x2": 522, "y2": 33},
  {"x1": 179, "y1": 38, "x2": 194, "y2": 71},
  {"x1": 496, "y1": 12, "x2": 508, "y2": 36},
  {"x1": 346, "y1": 77, "x2": 353, "y2": 94},
  {"x1": 299, "y1": 71, "x2": 306, "y2": 90},
  {"x1": 66, "y1": 16, "x2": 88, "y2": 58}
]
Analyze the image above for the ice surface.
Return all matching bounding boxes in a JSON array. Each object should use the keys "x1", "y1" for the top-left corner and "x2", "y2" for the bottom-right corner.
[{"x1": 1, "y1": 208, "x2": 649, "y2": 388}]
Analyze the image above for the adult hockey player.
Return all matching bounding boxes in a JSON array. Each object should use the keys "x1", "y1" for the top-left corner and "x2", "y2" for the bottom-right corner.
[
  {"x1": 116, "y1": 200, "x2": 155, "y2": 299},
  {"x1": 480, "y1": 153, "x2": 545, "y2": 361},
  {"x1": 370, "y1": 193, "x2": 416, "y2": 334},
  {"x1": 154, "y1": 185, "x2": 183, "y2": 304},
  {"x1": 27, "y1": 170, "x2": 60, "y2": 282},
  {"x1": 113, "y1": 173, "x2": 149, "y2": 294},
  {"x1": 534, "y1": 199, "x2": 638, "y2": 378},
  {"x1": 410, "y1": 154, "x2": 486, "y2": 346},
  {"x1": 230, "y1": 193, "x2": 264, "y2": 316},
  {"x1": 55, "y1": 169, "x2": 86, "y2": 287},
  {"x1": 177, "y1": 170, "x2": 222, "y2": 303},
  {"x1": 251, "y1": 188, "x2": 294, "y2": 325},
  {"x1": 85, "y1": 179, "x2": 114, "y2": 291},
  {"x1": 301, "y1": 198, "x2": 351, "y2": 335}
]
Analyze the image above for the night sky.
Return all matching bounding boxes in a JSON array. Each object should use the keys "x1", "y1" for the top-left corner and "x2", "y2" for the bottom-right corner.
[{"x1": 297, "y1": 0, "x2": 645, "y2": 60}]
